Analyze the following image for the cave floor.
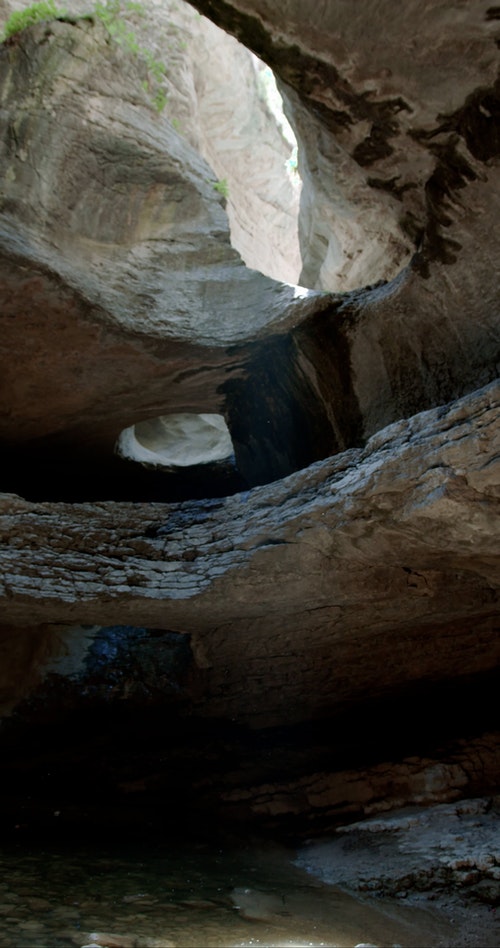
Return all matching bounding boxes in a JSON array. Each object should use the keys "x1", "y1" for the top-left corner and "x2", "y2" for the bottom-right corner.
[{"x1": 0, "y1": 813, "x2": 497, "y2": 948}]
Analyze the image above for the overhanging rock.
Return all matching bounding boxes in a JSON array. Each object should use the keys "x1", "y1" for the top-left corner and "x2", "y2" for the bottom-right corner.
[{"x1": 1, "y1": 380, "x2": 499, "y2": 727}]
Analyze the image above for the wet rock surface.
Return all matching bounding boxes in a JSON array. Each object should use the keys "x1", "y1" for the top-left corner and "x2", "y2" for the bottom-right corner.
[
  {"x1": 297, "y1": 797, "x2": 500, "y2": 946},
  {"x1": 0, "y1": 831, "x2": 485, "y2": 947}
]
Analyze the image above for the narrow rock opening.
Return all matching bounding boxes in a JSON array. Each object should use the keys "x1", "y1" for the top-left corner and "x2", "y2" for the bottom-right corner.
[
  {"x1": 183, "y1": 14, "x2": 304, "y2": 285},
  {"x1": 0, "y1": 305, "x2": 364, "y2": 504},
  {"x1": 170, "y1": 2, "x2": 413, "y2": 291},
  {"x1": 115, "y1": 413, "x2": 235, "y2": 470}
]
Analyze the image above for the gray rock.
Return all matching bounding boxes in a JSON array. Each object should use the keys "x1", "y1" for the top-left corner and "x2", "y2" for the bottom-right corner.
[{"x1": 296, "y1": 798, "x2": 500, "y2": 898}]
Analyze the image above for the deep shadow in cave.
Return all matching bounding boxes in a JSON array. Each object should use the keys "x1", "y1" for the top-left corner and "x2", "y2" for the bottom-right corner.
[
  {"x1": 1, "y1": 628, "x2": 500, "y2": 842},
  {"x1": 2, "y1": 304, "x2": 364, "y2": 503},
  {"x1": 1, "y1": 440, "x2": 246, "y2": 504}
]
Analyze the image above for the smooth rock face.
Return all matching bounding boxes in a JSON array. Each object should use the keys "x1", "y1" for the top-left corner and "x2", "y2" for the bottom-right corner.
[
  {"x1": 284, "y1": 82, "x2": 414, "y2": 290},
  {"x1": 0, "y1": 0, "x2": 499, "y2": 831},
  {"x1": 0, "y1": 0, "x2": 303, "y2": 285},
  {"x1": 184, "y1": 10, "x2": 303, "y2": 284},
  {"x1": 0, "y1": 11, "x2": 312, "y2": 346}
]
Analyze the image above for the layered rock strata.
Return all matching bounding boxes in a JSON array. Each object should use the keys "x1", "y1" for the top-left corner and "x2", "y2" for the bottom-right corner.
[{"x1": 1, "y1": 378, "x2": 499, "y2": 689}]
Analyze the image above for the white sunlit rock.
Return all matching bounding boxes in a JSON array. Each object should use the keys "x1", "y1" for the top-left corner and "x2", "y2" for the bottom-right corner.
[{"x1": 116, "y1": 413, "x2": 234, "y2": 469}]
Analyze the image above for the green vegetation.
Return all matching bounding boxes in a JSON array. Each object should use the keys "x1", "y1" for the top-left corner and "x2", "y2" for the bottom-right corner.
[
  {"x1": 1, "y1": 0, "x2": 176, "y2": 118},
  {"x1": 152, "y1": 87, "x2": 167, "y2": 113},
  {"x1": 213, "y1": 178, "x2": 229, "y2": 199},
  {"x1": 93, "y1": 0, "x2": 168, "y2": 113},
  {"x1": 2, "y1": 0, "x2": 62, "y2": 40},
  {"x1": 171, "y1": 116, "x2": 182, "y2": 132},
  {"x1": 142, "y1": 46, "x2": 165, "y2": 83},
  {"x1": 94, "y1": 0, "x2": 143, "y2": 55}
]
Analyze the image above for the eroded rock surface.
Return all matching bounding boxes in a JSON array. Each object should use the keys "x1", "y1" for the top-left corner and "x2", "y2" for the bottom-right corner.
[
  {"x1": 297, "y1": 797, "x2": 500, "y2": 903},
  {"x1": 0, "y1": 11, "x2": 319, "y2": 493},
  {"x1": 0, "y1": 0, "x2": 303, "y2": 284},
  {"x1": 186, "y1": 0, "x2": 500, "y2": 289},
  {"x1": 0, "y1": 0, "x2": 499, "y2": 834},
  {"x1": 0, "y1": 5, "x2": 499, "y2": 481},
  {"x1": 1, "y1": 381, "x2": 499, "y2": 719}
]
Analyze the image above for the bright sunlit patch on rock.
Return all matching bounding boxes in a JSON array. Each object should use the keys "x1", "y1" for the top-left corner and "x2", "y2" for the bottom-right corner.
[
  {"x1": 289, "y1": 283, "x2": 314, "y2": 299},
  {"x1": 116, "y1": 413, "x2": 234, "y2": 469}
]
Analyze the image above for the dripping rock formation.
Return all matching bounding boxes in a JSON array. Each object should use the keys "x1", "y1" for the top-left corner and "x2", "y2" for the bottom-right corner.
[{"x1": 0, "y1": 0, "x2": 499, "y2": 853}]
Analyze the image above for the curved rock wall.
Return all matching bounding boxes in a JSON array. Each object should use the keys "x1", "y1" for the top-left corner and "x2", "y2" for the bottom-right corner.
[
  {"x1": 0, "y1": 0, "x2": 302, "y2": 284},
  {"x1": 186, "y1": 0, "x2": 500, "y2": 289}
]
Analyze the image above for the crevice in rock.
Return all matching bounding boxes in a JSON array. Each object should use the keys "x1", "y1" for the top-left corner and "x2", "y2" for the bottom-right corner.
[
  {"x1": 0, "y1": 438, "x2": 245, "y2": 503},
  {"x1": 222, "y1": 310, "x2": 364, "y2": 488}
]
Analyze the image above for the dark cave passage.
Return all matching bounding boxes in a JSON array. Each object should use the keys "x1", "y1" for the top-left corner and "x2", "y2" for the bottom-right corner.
[
  {"x1": 2, "y1": 309, "x2": 364, "y2": 503},
  {"x1": 0, "y1": 440, "x2": 246, "y2": 504},
  {"x1": 1, "y1": 642, "x2": 500, "y2": 841}
]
